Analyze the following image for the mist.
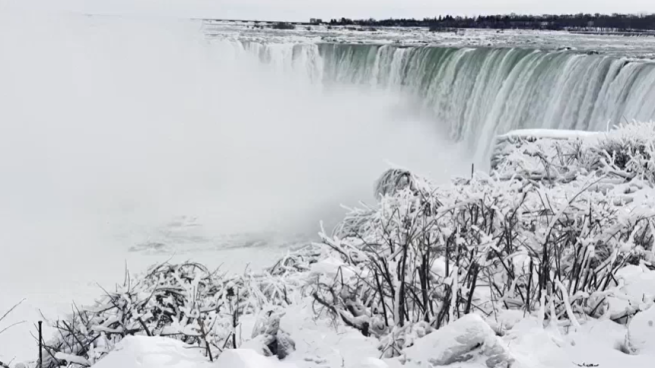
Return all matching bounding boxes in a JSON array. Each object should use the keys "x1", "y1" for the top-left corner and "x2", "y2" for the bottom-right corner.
[
  {"x1": 0, "y1": 11, "x2": 470, "y2": 267},
  {"x1": 0, "y1": 12, "x2": 473, "y2": 358}
]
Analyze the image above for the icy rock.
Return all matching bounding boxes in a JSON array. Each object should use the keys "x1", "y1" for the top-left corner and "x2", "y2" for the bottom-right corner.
[
  {"x1": 250, "y1": 310, "x2": 296, "y2": 359},
  {"x1": 241, "y1": 334, "x2": 276, "y2": 356},
  {"x1": 272, "y1": 330, "x2": 296, "y2": 359},
  {"x1": 357, "y1": 357, "x2": 389, "y2": 368},
  {"x1": 403, "y1": 314, "x2": 513, "y2": 368},
  {"x1": 628, "y1": 305, "x2": 655, "y2": 355}
]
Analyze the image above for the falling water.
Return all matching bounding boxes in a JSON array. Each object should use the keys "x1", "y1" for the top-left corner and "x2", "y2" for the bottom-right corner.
[{"x1": 221, "y1": 41, "x2": 655, "y2": 157}]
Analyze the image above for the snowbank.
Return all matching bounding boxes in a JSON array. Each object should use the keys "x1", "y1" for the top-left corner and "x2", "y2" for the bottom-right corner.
[
  {"x1": 214, "y1": 349, "x2": 296, "y2": 368},
  {"x1": 89, "y1": 337, "x2": 294, "y2": 368},
  {"x1": 403, "y1": 314, "x2": 512, "y2": 367},
  {"x1": 90, "y1": 336, "x2": 212, "y2": 368},
  {"x1": 628, "y1": 305, "x2": 655, "y2": 355}
]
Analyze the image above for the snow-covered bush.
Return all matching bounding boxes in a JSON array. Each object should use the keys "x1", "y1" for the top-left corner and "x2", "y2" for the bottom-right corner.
[
  {"x1": 40, "y1": 260, "x2": 301, "y2": 367},
  {"x1": 312, "y1": 123, "x2": 655, "y2": 358},
  {"x1": 593, "y1": 122, "x2": 655, "y2": 183},
  {"x1": 492, "y1": 122, "x2": 655, "y2": 185}
]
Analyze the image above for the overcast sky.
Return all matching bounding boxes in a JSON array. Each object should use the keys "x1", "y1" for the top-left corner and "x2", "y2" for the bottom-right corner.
[{"x1": 3, "y1": 0, "x2": 654, "y2": 21}]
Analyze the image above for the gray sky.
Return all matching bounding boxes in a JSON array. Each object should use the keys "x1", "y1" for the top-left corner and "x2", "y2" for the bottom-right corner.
[{"x1": 3, "y1": 0, "x2": 654, "y2": 21}]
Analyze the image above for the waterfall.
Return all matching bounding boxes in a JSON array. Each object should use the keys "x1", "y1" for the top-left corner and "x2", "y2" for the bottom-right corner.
[{"x1": 216, "y1": 40, "x2": 655, "y2": 155}]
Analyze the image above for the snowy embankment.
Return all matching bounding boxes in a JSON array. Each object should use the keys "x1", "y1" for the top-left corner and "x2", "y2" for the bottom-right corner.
[{"x1": 4, "y1": 123, "x2": 655, "y2": 368}]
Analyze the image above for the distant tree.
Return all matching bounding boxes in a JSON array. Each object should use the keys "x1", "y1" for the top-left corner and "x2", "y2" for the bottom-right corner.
[
  {"x1": 323, "y1": 13, "x2": 655, "y2": 32},
  {"x1": 271, "y1": 22, "x2": 296, "y2": 30}
]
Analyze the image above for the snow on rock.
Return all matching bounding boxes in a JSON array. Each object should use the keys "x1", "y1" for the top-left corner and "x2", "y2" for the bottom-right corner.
[
  {"x1": 90, "y1": 336, "x2": 213, "y2": 368},
  {"x1": 403, "y1": 314, "x2": 513, "y2": 367},
  {"x1": 53, "y1": 353, "x2": 91, "y2": 367},
  {"x1": 279, "y1": 304, "x2": 381, "y2": 368},
  {"x1": 502, "y1": 318, "x2": 570, "y2": 368},
  {"x1": 214, "y1": 349, "x2": 297, "y2": 368},
  {"x1": 599, "y1": 265, "x2": 655, "y2": 321},
  {"x1": 616, "y1": 265, "x2": 655, "y2": 304},
  {"x1": 628, "y1": 304, "x2": 655, "y2": 355}
]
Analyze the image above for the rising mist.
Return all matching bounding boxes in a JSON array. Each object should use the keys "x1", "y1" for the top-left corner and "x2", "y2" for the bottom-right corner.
[{"x1": 0, "y1": 12, "x2": 470, "y2": 266}]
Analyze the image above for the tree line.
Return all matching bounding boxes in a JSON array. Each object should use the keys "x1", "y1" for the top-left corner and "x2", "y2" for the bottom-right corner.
[{"x1": 319, "y1": 13, "x2": 655, "y2": 32}]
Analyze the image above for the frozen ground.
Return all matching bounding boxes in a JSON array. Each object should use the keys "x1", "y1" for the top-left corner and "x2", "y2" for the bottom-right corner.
[{"x1": 204, "y1": 20, "x2": 655, "y2": 59}]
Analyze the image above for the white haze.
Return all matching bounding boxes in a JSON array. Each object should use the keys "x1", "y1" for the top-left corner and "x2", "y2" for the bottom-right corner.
[
  {"x1": 0, "y1": 12, "x2": 472, "y2": 359},
  {"x1": 0, "y1": 12, "x2": 470, "y2": 278}
]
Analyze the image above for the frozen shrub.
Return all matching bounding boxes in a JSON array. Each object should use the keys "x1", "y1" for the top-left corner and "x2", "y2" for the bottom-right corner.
[
  {"x1": 39, "y1": 261, "x2": 298, "y2": 367},
  {"x1": 312, "y1": 123, "x2": 655, "y2": 357}
]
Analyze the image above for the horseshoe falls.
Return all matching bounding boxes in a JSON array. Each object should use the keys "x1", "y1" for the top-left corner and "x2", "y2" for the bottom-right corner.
[{"x1": 225, "y1": 41, "x2": 655, "y2": 157}]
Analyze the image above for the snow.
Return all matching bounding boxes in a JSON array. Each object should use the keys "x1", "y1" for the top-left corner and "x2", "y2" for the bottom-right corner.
[
  {"x1": 89, "y1": 337, "x2": 298, "y2": 368},
  {"x1": 215, "y1": 349, "x2": 295, "y2": 368},
  {"x1": 497, "y1": 128, "x2": 601, "y2": 140},
  {"x1": 279, "y1": 304, "x2": 381, "y2": 368},
  {"x1": 628, "y1": 305, "x2": 655, "y2": 355},
  {"x1": 356, "y1": 358, "x2": 389, "y2": 368},
  {"x1": 91, "y1": 336, "x2": 213, "y2": 368},
  {"x1": 403, "y1": 314, "x2": 511, "y2": 367},
  {"x1": 309, "y1": 256, "x2": 356, "y2": 279},
  {"x1": 615, "y1": 265, "x2": 655, "y2": 305}
]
